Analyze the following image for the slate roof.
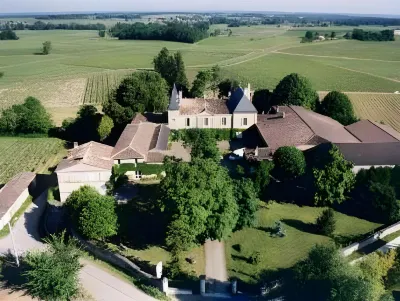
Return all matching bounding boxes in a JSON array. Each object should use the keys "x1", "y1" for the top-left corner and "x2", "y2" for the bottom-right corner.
[
  {"x1": 227, "y1": 88, "x2": 257, "y2": 114},
  {"x1": 168, "y1": 84, "x2": 180, "y2": 111},
  {"x1": 112, "y1": 122, "x2": 170, "y2": 162},
  {"x1": 335, "y1": 142, "x2": 400, "y2": 166},
  {"x1": 178, "y1": 98, "x2": 230, "y2": 115},
  {"x1": 56, "y1": 142, "x2": 114, "y2": 172},
  {"x1": 345, "y1": 120, "x2": 400, "y2": 143},
  {"x1": 0, "y1": 172, "x2": 36, "y2": 219}
]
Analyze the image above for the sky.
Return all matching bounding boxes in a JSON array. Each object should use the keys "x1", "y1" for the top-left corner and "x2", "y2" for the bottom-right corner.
[{"x1": 1, "y1": 0, "x2": 399, "y2": 15}]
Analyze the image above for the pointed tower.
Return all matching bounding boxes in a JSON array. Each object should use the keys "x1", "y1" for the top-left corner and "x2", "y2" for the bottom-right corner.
[{"x1": 168, "y1": 84, "x2": 181, "y2": 129}]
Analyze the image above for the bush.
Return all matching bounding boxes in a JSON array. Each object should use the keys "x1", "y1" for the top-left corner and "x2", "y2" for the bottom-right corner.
[
  {"x1": 273, "y1": 146, "x2": 306, "y2": 180},
  {"x1": 316, "y1": 208, "x2": 336, "y2": 236},
  {"x1": 42, "y1": 41, "x2": 52, "y2": 55}
]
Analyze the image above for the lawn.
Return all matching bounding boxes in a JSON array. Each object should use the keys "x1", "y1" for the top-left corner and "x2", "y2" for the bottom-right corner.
[
  {"x1": 0, "y1": 137, "x2": 66, "y2": 185},
  {"x1": 226, "y1": 202, "x2": 382, "y2": 284}
]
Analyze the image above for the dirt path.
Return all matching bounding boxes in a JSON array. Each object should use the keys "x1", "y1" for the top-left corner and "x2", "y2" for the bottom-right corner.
[{"x1": 205, "y1": 240, "x2": 228, "y2": 283}]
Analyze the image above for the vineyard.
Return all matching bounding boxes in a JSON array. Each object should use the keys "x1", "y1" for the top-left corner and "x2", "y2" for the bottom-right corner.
[
  {"x1": 0, "y1": 138, "x2": 66, "y2": 184},
  {"x1": 83, "y1": 71, "x2": 132, "y2": 104},
  {"x1": 319, "y1": 92, "x2": 400, "y2": 132}
]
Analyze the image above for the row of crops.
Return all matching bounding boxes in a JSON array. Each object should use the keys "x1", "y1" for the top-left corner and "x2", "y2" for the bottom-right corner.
[
  {"x1": 348, "y1": 93, "x2": 400, "y2": 132},
  {"x1": 83, "y1": 70, "x2": 132, "y2": 104},
  {"x1": 0, "y1": 138, "x2": 65, "y2": 184}
]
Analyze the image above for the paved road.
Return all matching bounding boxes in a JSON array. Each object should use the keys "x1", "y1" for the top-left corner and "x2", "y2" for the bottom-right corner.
[{"x1": 0, "y1": 191, "x2": 156, "y2": 301}]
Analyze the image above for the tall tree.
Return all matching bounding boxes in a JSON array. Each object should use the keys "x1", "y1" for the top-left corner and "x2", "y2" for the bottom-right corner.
[
  {"x1": 254, "y1": 160, "x2": 274, "y2": 195},
  {"x1": 312, "y1": 144, "x2": 355, "y2": 206},
  {"x1": 218, "y1": 78, "x2": 240, "y2": 98},
  {"x1": 234, "y1": 178, "x2": 259, "y2": 230},
  {"x1": 252, "y1": 89, "x2": 272, "y2": 114},
  {"x1": 161, "y1": 158, "x2": 238, "y2": 253},
  {"x1": 273, "y1": 146, "x2": 306, "y2": 180},
  {"x1": 293, "y1": 244, "x2": 376, "y2": 301},
  {"x1": 97, "y1": 115, "x2": 114, "y2": 141},
  {"x1": 271, "y1": 73, "x2": 319, "y2": 110},
  {"x1": 190, "y1": 69, "x2": 213, "y2": 98},
  {"x1": 317, "y1": 91, "x2": 357, "y2": 125},
  {"x1": 0, "y1": 96, "x2": 53, "y2": 134},
  {"x1": 104, "y1": 71, "x2": 169, "y2": 125},
  {"x1": 42, "y1": 41, "x2": 52, "y2": 55},
  {"x1": 153, "y1": 48, "x2": 189, "y2": 93}
]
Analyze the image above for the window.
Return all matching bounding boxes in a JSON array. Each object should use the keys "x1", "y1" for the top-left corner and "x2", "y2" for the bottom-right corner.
[
  {"x1": 222, "y1": 117, "x2": 227, "y2": 126},
  {"x1": 186, "y1": 118, "x2": 190, "y2": 127},
  {"x1": 243, "y1": 118, "x2": 248, "y2": 126},
  {"x1": 204, "y1": 118, "x2": 209, "y2": 126}
]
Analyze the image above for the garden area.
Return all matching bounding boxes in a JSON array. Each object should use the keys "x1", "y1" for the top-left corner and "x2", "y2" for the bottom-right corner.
[{"x1": 225, "y1": 202, "x2": 382, "y2": 284}]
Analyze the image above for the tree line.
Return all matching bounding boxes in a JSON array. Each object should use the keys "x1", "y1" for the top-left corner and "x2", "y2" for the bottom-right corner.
[
  {"x1": 109, "y1": 22, "x2": 210, "y2": 43},
  {"x1": 347, "y1": 28, "x2": 395, "y2": 41},
  {"x1": 25, "y1": 21, "x2": 106, "y2": 31}
]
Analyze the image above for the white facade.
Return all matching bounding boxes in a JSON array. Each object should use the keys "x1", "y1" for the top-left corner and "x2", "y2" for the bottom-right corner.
[
  {"x1": 395, "y1": 30, "x2": 400, "y2": 36},
  {"x1": 57, "y1": 167, "x2": 111, "y2": 202},
  {"x1": 0, "y1": 188, "x2": 30, "y2": 231}
]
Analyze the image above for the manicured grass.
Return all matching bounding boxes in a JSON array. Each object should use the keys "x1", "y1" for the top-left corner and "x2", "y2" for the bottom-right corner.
[
  {"x1": 0, "y1": 137, "x2": 66, "y2": 184},
  {"x1": 0, "y1": 196, "x2": 33, "y2": 238},
  {"x1": 226, "y1": 202, "x2": 381, "y2": 284}
]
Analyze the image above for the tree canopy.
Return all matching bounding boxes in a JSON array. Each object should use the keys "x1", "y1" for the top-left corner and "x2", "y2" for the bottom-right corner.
[
  {"x1": 0, "y1": 29, "x2": 19, "y2": 40},
  {"x1": 273, "y1": 146, "x2": 306, "y2": 180},
  {"x1": 161, "y1": 158, "x2": 238, "y2": 253},
  {"x1": 312, "y1": 144, "x2": 355, "y2": 206},
  {"x1": 252, "y1": 89, "x2": 272, "y2": 114},
  {"x1": 292, "y1": 244, "x2": 376, "y2": 301},
  {"x1": 271, "y1": 73, "x2": 319, "y2": 110},
  {"x1": 0, "y1": 96, "x2": 53, "y2": 135},
  {"x1": 153, "y1": 47, "x2": 189, "y2": 92},
  {"x1": 97, "y1": 115, "x2": 114, "y2": 141},
  {"x1": 190, "y1": 65, "x2": 221, "y2": 98},
  {"x1": 66, "y1": 186, "x2": 118, "y2": 240},
  {"x1": 42, "y1": 41, "x2": 52, "y2": 55},
  {"x1": 234, "y1": 178, "x2": 259, "y2": 230},
  {"x1": 317, "y1": 91, "x2": 357, "y2": 125},
  {"x1": 23, "y1": 232, "x2": 81, "y2": 301},
  {"x1": 104, "y1": 71, "x2": 169, "y2": 125},
  {"x1": 109, "y1": 21, "x2": 209, "y2": 43},
  {"x1": 217, "y1": 78, "x2": 240, "y2": 98}
]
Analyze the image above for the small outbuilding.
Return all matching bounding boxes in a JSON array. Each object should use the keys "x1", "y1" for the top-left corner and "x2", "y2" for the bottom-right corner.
[{"x1": 0, "y1": 172, "x2": 36, "y2": 230}]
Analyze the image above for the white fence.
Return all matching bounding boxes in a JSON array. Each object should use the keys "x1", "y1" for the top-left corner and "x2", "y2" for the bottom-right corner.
[{"x1": 341, "y1": 220, "x2": 400, "y2": 257}]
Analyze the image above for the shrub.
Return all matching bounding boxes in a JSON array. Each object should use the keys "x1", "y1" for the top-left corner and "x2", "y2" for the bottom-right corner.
[
  {"x1": 42, "y1": 41, "x2": 52, "y2": 55},
  {"x1": 316, "y1": 208, "x2": 336, "y2": 236},
  {"x1": 170, "y1": 128, "x2": 243, "y2": 143},
  {"x1": 273, "y1": 146, "x2": 306, "y2": 180}
]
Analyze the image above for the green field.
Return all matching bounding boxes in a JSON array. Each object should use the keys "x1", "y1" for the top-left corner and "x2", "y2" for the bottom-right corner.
[
  {"x1": 0, "y1": 25, "x2": 399, "y2": 122},
  {"x1": 0, "y1": 137, "x2": 66, "y2": 184},
  {"x1": 226, "y1": 202, "x2": 381, "y2": 284}
]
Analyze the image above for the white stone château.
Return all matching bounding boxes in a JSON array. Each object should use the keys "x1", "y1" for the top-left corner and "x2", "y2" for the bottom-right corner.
[{"x1": 167, "y1": 84, "x2": 258, "y2": 130}]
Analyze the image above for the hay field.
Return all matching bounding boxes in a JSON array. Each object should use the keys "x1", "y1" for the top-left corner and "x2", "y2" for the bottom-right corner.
[{"x1": 0, "y1": 137, "x2": 66, "y2": 185}]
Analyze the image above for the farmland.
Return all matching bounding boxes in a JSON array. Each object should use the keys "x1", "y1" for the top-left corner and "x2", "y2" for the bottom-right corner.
[
  {"x1": 0, "y1": 24, "x2": 399, "y2": 123},
  {"x1": 0, "y1": 137, "x2": 66, "y2": 185}
]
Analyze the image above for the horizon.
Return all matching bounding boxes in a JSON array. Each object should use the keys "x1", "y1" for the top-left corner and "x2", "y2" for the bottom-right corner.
[{"x1": 1, "y1": 0, "x2": 400, "y2": 16}]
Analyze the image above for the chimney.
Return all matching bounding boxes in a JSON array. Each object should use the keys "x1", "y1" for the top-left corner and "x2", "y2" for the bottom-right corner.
[
  {"x1": 178, "y1": 90, "x2": 183, "y2": 103},
  {"x1": 244, "y1": 83, "x2": 251, "y2": 100},
  {"x1": 73, "y1": 142, "x2": 78, "y2": 149}
]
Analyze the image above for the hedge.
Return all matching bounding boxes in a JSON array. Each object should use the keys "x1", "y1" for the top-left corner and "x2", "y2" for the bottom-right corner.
[
  {"x1": 116, "y1": 163, "x2": 164, "y2": 176},
  {"x1": 170, "y1": 128, "x2": 243, "y2": 143}
]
